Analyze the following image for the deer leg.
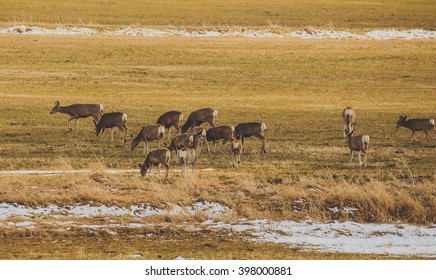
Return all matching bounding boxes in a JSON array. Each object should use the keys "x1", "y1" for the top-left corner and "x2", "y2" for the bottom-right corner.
[
  {"x1": 238, "y1": 154, "x2": 241, "y2": 165},
  {"x1": 213, "y1": 141, "x2": 217, "y2": 154},
  {"x1": 67, "y1": 117, "x2": 77, "y2": 131},
  {"x1": 364, "y1": 153, "x2": 368, "y2": 167},
  {"x1": 163, "y1": 163, "x2": 169, "y2": 180},
  {"x1": 349, "y1": 151, "x2": 354, "y2": 166},
  {"x1": 100, "y1": 128, "x2": 105, "y2": 141},
  {"x1": 157, "y1": 164, "x2": 162, "y2": 179},
  {"x1": 167, "y1": 127, "x2": 172, "y2": 143},
  {"x1": 358, "y1": 151, "x2": 362, "y2": 166},
  {"x1": 423, "y1": 130, "x2": 429, "y2": 142},
  {"x1": 76, "y1": 119, "x2": 80, "y2": 131},
  {"x1": 255, "y1": 134, "x2": 266, "y2": 153},
  {"x1": 412, "y1": 130, "x2": 418, "y2": 142},
  {"x1": 110, "y1": 128, "x2": 114, "y2": 141},
  {"x1": 205, "y1": 139, "x2": 210, "y2": 156}
]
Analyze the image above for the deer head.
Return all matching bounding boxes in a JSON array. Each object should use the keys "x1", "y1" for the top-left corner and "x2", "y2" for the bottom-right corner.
[{"x1": 50, "y1": 101, "x2": 60, "y2": 114}]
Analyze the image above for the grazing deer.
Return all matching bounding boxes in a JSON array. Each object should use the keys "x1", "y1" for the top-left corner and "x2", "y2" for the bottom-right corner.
[
  {"x1": 50, "y1": 101, "x2": 103, "y2": 131},
  {"x1": 138, "y1": 148, "x2": 171, "y2": 180},
  {"x1": 234, "y1": 122, "x2": 267, "y2": 153},
  {"x1": 131, "y1": 124, "x2": 165, "y2": 155},
  {"x1": 396, "y1": 115, "x2": 435, "y2": 142},
  {"x1": 205, "y1": 126, "x2": 235, "y2": 154},
  {"x1": 345, "y1": 128, "x2": 370, "y2": 167},
  {"x1": 94, "y1": 112, "x2": 128, "y2": 142},
  {"x1": 181, "y1": 108, "x2": 218, "y2": 133},
  {"x1": 177, "y1": 134, "x2": 204, "y2": 177},
  {"x1": 342, "y1": 107, "x2": 356, "y2": 138},
  {"x1": 156, "y1": 111, "x2": 184, "y2": 142},
  {"x1": 231, "y1": 140, "x2": 243, "y2": 167}
]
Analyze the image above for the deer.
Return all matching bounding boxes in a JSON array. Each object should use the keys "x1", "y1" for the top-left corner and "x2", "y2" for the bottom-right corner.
[
  {"x1": 181, "y1": 108, "x2": 218, "y2": 133},
  {"x1": 130, "y1": 124, "x2": 165, "y2": 155},
  {"x1": 156, "y1": 111, "x2": 184, "y2": 142},
  {"x1": 396, "y1": 115, "x2": 435, "y2": 142},
  {"x1": 50, "y1": 101, "x2": 103, "y2": 131},
  {"x1": 205, "y1": 126, "x2": 235, "y2": 154},
  {"x1": 138, "y1": 148, "x2": 171, "y2": 180},
  {"x1": 177, "y1": 133, "x2": 204, "y2": 177},
  {"x1": 169, "y1": 128, "x2": 206, "y2": 162},
  {"x1": 342, "y1": 107, "x2": 356, "y2": 138},
  {"x1": 94, "y1": 112, "x2": 128, "y2": 142},
  {"x1": 168, "y1": 133, "x2": 194, "y2": 163},
  {"x1": 234, "y1": 122, "x2": 267, "y2": 153},
  {"x1": 231, "y1": 140, "x2": 243, "y2": 167},
  {"x1": 345, "y1": 128, "x2": 370, "y2": 167}
]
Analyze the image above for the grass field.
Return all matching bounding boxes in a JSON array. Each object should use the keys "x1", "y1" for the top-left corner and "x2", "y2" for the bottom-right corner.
[
  {"x1": 0, "y1": 0, "x2": 435, "y2": 30},
  {"x1": 0, "y1": 0, "x2": 435, "y2": 260},
  {"x1": 0, "y1": 34, "x2": 435, "y2": 259}
]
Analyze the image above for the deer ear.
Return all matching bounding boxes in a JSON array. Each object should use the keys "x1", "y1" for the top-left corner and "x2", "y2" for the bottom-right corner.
[
  {"x1": 93, "y1": 120, "x2": 97, "y2": 126},
  {"x1": 404, "y1": 115, "x2": 407, "y2": 120},
  {"x1": 55, "y1": 101, "x2": 60, "y2": 107}
]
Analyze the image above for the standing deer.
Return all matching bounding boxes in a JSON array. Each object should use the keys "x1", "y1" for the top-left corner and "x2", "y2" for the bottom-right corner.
[
  {"x1": 131, "y1": 124, "x2": 165, "y2": 155},
  {"x1": 177, "y1": 134, "x2": 204, "y2": 177},
  {"x1": 345, "y1": 128, "x2": 370, "y2": 167},
  {"x1": 396, "y1": 115, "x2": 435, "y2": 142},
  {"x1": 342, "y1": 107, "x2": 356, "y2": 138},
  {"x1": 138, "y1": 148, "x2": 171, "y2": 180},
  {"x1": 231, "y1": 140, "x2": 243, "y2": 167},
  {"x1": 156, "y1": 111, "x2": 184, "y2": 142},
  {"x1": 234, "y1": 122, "x2": 267, "y2": 153},
  {"x1": 50, "y1": 101, "x2": 103, "y2": 131},
  {"x1": 94, "y1": 112, "x2": 128, "y2": 142},
  {"x1": 181, "y1": 108, "x2": 218, "y2": 133},
  {"x1": 168, "y1": 133, "x2": 194, "y2": 163},
  {"x1": 205, "y1": 126, "x2": 235, "y2": 154}
]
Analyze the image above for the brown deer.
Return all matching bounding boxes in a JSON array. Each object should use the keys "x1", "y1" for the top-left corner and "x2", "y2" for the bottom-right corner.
[
  {"x1": 342, "y1": 107, "x2": 356, "y2": 138},
  {"x1": 231, "y1": 140, "x2": 243, "y2": 167},
  {"x1": 156, "y1": 111, "x2": 184, "y2": 142},
  {"x1": 130, "y1": 124, "x2": 165, "y2": 155},
  {"x1": 50, "y1": 101, "x2": 103, "y2": 131},
  {"x1": 205, "y1": 126, "x2": 235, "y2": 154},
  {"x1": 396, "y1": 115, "x2": 435, "y2": 142},
  {"x1": 345, "y1": 128, "x2": 370, "y2": 167},
  {"x1": 177, "y1": 134, "x2": 204, "y2": 177},
  {"x1": 234, "y1": 122, "x2": 267, "y2": 153},
  {"x1": 168, "y1": 133, "x2": 194, "y2": 162},
  {"x1": 181, "y1": 108, "x2": 218, "y2": 133},
  {"x1": 138, "y1": 148, "x2": 171, "y2": 180},
  {"x1": 93, "y1": 112, "x2": 128, "y2": 142}
]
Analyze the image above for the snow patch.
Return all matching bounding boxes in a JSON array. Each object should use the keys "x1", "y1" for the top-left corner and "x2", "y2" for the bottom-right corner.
[
  {"x1": 0, "y1": 202, "x2": 232, "y2": 219},
  {"x1": 1, "y1": 25, "x2": 435, "y2": 40}
]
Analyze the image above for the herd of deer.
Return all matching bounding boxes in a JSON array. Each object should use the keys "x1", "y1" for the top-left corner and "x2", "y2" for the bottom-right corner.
[
  {"x1": 50, "y1": 101, "x2": 267, "y2": 179},
  {"x1": 50, "y1": 101, "x2": 435, "y2": 180}
]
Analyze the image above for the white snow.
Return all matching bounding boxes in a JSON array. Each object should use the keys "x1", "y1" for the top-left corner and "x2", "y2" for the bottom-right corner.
[
  {"x1": 0, "y1": 201, "x2": 232, "y2": 219},
  {"x1": 1, "y1": 201, "x2": 435, "y2": 257},
  {"x1": 206, "y1": 219, "x2": 436, "y2": 257},
  {"x1": 1, "y1": 25, "x2": 435, "y2": 40}
]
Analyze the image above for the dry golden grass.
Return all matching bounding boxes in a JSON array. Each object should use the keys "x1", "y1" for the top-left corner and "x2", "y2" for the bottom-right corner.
[
  {"x1": 1, "y1": 172, "x2": 435, "y2": 225},
  {"x1": 0, "y1": 0, "x2": 435, "y2": 30}
]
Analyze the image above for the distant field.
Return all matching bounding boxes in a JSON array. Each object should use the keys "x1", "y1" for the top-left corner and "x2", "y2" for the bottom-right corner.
[{"x1": 0, "y1": 0, "x2": 435, "y2": 30}]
